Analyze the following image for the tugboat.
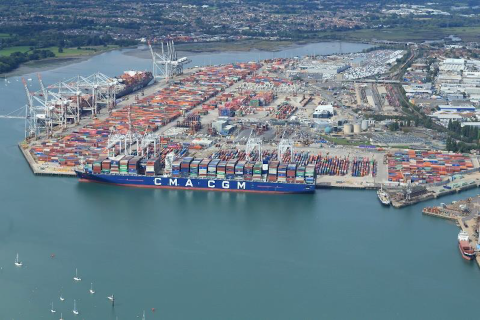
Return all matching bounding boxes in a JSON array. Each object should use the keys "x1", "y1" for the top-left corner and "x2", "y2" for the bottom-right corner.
[
  {"x1": 377, "y1": 185, "x2": 391, "y2": 206},
  {"x1": 458, "y1": 231, "x2": 475, "y2": 260}
]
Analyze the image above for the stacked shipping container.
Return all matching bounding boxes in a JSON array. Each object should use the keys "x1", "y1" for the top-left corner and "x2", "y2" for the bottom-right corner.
[{"x1": 387, "y1": 150, "x2": 474, "y2": 183}]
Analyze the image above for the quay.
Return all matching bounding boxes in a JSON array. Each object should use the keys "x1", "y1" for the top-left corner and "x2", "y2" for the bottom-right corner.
[
  {"x1": 422, "y1": 195, "x2": 480, "y2": 268},
  {"x1": 18, "y1": 142, "x2": 76, "y2": 177},
  {"x1": 387, "y1": 172, "x2": 480, "y2": 208}
]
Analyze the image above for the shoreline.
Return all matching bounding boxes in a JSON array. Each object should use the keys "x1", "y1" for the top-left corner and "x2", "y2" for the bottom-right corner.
[
  {"x1": 3, "y1": 39, "x2": 373, "y2": 78},
  {"x1": 1, "y1": 46, "x2": 124, "y2": 78},
  {"x1": 174, "y1": 39, "x2": 372, "y2": 54}
]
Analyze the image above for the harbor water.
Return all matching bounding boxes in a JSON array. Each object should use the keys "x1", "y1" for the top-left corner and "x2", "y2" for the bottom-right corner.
[{"x1": 0, "y1": 42, "x2": 479, "y2": 319}]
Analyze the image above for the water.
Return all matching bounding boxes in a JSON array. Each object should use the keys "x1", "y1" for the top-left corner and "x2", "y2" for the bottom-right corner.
[{"x1": 1, "y1": 42, "x2": 479, "y2": 319}]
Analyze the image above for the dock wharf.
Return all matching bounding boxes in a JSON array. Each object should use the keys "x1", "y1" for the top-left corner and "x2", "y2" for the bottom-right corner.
[
  {"x1": 422, "y1": 195, "x2": 480, "y2": 268},
  {"x1": 19, "y1": 142, "x2": 76, "y2": 177}
]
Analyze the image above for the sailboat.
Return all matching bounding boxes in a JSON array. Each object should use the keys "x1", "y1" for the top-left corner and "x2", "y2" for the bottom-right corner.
[
  {"x1": 73, "y1": 268, "x2": 81, "y2": 281},
  {"x1": 14, "y1": 253, "x2": 22, "y2": 267},
  {"x1": 59, "y1": 313, "x2": 64, "y2": 320},
  {"x1": 50, "y1": 302, "x2": 56, "y2": 313},
  {"x1": 73, "y1": 299, "x2": 79, "y2": 315},
  {"x1": 89, "y1": 282, "x2": 95, "y2": 294},
  {"x1": 59, "y1": 294, "x2": 65, "y2": 302},
  {"x1": 142, "y1": 310, "x2": 146, "y2": 320},
  {"x1": 107, "y1": 294, "x2": 114, "y2": 301}
]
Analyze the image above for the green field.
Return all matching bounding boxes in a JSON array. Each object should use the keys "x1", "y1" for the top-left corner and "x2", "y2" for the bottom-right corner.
[
  {"x1": 0, "y1": 46, "x2": 31, "y2": 56},
  {"x1": 0, "y1": 33, "x2": 11, "y2": 38},
  {"x1": 319, "y1": 134, "x2": 372, "y2": 147},
  {"x1": 43, "y1": 46, "x2": 118, "y2": 57},
  {"x1": 0, "y1": 45, "x2": 118, "y2": 58}
]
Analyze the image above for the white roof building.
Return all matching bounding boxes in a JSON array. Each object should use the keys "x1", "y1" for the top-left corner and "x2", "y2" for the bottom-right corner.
[
  {"x1": 315, "y1": 104, "x2": 334, "y2": 114},
  {"x1": 429, "y1": 111, "x2": 465, "y2": 120}
]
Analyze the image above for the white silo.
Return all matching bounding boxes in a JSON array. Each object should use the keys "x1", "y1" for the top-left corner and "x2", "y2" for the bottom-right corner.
[
  {"x1": 361, "y1": 120, "x2": 369, "y2": 131},
  {"x1": 343, "y1": 124, "x2": 353, "y2": 135}
]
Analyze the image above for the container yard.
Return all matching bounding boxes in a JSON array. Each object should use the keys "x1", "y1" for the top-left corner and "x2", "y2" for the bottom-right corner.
[
  {"x1": 16, "y1": 54, "x2": 480, "y2": 200},
  {"x1": 204, "y1": 149, "x2": 377, "y2": 178},
  {"x1": 23, "y1": 62, "x2": 261, "y2": 175},
  {"x1": 386, "y1": 150, "x2": 475, "y2": 184}
]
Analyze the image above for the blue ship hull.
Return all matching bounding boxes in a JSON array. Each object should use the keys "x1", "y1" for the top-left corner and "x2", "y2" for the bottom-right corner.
[{"x1": 76, "y1": 171, "x2": 315, "y2": 194}]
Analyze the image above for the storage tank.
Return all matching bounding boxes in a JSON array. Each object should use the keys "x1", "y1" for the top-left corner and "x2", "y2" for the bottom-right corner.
[
  {"x1": 361, "y1": 120, "x2": 369, "y2": 131},
  {"x1": 325, "y1": 126, "x2": 332, "y2": 134},
  {"x1": 353, "y1": 124, "x2": 361, "y2": 133},
  {"x1": 343, "y1": 124, "x2": 353, "y2": 135}
]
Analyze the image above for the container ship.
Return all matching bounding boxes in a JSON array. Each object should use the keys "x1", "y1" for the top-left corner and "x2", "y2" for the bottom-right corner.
[
  {"x1": 458, "y1": 231, "x2": 475, "y2": 260},
  {"x1": 115, "y1": 71, "x2": 153, "y2": 98},
  {"x1": 76, "y1": 156, "x2": 316, "y2": 194}
]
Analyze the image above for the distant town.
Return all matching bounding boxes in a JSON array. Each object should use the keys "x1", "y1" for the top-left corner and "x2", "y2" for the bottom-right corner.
[{"x1": 1, "y1": 0, "x2": 480, "y2": 73}]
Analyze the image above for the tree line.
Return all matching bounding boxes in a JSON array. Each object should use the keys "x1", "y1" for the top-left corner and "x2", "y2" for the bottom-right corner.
[{"x1": 0, "y1": 49, "x2": 55, "y2": 74}]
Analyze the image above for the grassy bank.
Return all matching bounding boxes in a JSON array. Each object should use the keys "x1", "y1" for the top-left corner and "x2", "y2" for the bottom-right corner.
[
  {"x1": 43, "y1": 45, "x2": 118, "y2": 57},
  {"x1": 0, "y1": 45, "x2": 118, "y2": 58},
  {"x1": 0, "y1": 45, "x2": 119, "y2": 75}
]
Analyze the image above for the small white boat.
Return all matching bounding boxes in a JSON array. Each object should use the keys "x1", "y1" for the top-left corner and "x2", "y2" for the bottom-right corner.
[
  {"x1": 15, "y1": 253, "x2": 23, "y2": 267},
  {"x1": 73, "y1": 268, "x2": 81, "y2": 281},
  {"x1": 107, "y1": 294, "x2": 114, "y2": 301},
  {"x1": 59, "y1": 294, "x2": 65, "y2": 302},
  {"x1": 89, "y1": 282, "x2": 95, "y2": 294},
  {"x1": 377, "y1": 185, "x2": 391, "y2": 206},
  {"x1": 73, "y1": 299, "x2": 79, "y2": 315},
  {"x1": 50, "y1": 302, "x2": 56, "y2": 313}
]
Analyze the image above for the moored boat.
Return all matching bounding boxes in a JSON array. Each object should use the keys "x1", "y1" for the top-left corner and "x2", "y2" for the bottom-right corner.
[
  {"x1": 115, "y1": 71, "x2": 153, "y2": 98},
  {"x1": 76, "y1": 156, "x2": 316, "y2": 194},
  {"x1": 76, "y1": 170, "x2": 315, "y2": 194},
  {"x1": 14, "y1": 253, "x2": 22, "y2": 267},
  {"x1": 458, "y1": 231, "x2": 475, "y2": 260},
  {"x1": 377, "y1": 186, "x2": 391, "y2": 206},
  {"x1": 73, "y1": 268, "x2": 81, "y2": 281}
]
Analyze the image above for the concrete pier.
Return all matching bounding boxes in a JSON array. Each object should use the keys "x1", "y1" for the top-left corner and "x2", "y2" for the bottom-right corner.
[
  {"x1": 19, "y1": 142, "x2": 76, "y2": 177},
  {"x1": 423, "y1": 196, "x2": 480, "y2": 269}
]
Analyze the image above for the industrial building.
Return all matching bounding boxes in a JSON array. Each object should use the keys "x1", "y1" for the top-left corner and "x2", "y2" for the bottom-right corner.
[
  {"x1": 438, "y1": 105, "x2": 476, "y2": 112},
  {"x1": 313, "y1": 104, "x2": 334, "y2": 118}
]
